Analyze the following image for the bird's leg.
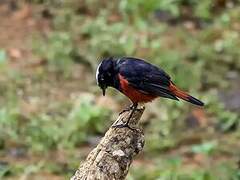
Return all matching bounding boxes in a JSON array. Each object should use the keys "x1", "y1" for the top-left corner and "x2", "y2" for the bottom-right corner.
[
  {"x1": 113, "y1": 103, "x2": 138, "y2": 130},
  {"x1": 119, "y1": 103, "x2": 135, "y2": 115},
  {"x1": 119, "y1": 103, "x2": 142, "y2": 115}
]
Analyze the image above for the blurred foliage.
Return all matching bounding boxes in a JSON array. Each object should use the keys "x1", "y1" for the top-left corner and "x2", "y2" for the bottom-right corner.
[
  {"x1": 0, "y1": 95, "x2": 110, "y2": 152},
  {"x1": 0, "y1": 50, "x2": 7, "y2": 64},
  {"x1": 32, "y1": 32, "x2": 76, "y2": 76},
  {"x1": 0, "y1": 0, "x2": 240, "y2": 179},
  {"x1": 129, "y1": 156, "x2": 240, "y2": 180},
  {"x1": 119, "y1": 0, "x2": 213, "y2": 19},
  {"x1": 191, "y1": 140, "x2": 218, "y2": 155}
]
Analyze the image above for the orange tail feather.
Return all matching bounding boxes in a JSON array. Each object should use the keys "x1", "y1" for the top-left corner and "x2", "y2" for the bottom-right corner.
[{"x1": 169, "y1": 83, "x2": 204, "y2": 106}]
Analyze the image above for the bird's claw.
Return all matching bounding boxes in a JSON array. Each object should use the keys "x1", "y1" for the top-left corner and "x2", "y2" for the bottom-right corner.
[
  {"x1": 119, "y1": 106, "x2": 133, "y2": 115},
  {"x1": 112, "y1": 123, "x2": 136, "y2": 131},
  {"x1": 119, "y1": 105, "x2": 142, "y2": 115}
]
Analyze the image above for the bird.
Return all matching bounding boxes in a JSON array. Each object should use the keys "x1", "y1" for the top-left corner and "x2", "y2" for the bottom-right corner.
[{"x1": 96, "y1": 57, "x2": 204, "y2": 129}]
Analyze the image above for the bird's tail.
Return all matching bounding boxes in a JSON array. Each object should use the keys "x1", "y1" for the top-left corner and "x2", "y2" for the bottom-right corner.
[{"x1": 169, "y1": 83, "x2": 204, "y2": 106}]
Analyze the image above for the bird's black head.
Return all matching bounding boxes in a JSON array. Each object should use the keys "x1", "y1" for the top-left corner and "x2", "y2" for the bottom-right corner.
[{"x1": 96, "y1": 57, "x2": 116, "y2": 96}]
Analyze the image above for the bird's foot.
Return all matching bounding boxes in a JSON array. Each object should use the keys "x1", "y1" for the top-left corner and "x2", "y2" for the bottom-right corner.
[
  {"x1": 112, "y1": 122, "x2": 136, "y2": 131},
  {"x1": 119, "y1": 104, "x2": 142, "y2": 115},
  {"x1": 119, "y1": 105, "x2": 134, "y2": 115}
]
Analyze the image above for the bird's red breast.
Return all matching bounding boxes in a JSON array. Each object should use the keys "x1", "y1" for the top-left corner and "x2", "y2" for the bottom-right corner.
[{"x1": 118, "y1": 74, "x2": 157, "y2": 103}]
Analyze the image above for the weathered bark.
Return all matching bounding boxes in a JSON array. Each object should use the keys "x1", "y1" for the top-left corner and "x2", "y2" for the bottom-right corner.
[{"x1": 71, "y1": 106, "x2": 145, "y2": 180}]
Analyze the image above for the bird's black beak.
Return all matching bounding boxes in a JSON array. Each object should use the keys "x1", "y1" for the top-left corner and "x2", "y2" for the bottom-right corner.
[
  {"x1": 101, "y1": 86, "x2": 106, "y2": 96},
  {"x1": 102, "y1": 88, "x2": 105, "y2": 96}
]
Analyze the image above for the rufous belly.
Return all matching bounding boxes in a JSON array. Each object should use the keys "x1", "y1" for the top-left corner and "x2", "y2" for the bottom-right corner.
[{"x1": 118, "y1": 74, "x2": 157, "y2": 103}]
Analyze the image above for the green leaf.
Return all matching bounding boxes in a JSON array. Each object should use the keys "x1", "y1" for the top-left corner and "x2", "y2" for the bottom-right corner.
[
  {"x1": 0, "y1": 50, "x2": 7, "y2": 64},
  {"x1": 191, "y1": 141, "x2": 218, "y2": 155}
]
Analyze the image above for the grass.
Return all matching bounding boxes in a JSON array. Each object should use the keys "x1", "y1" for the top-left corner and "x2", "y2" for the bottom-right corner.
[{"x1": 0, "y1": 0, "x2": 240, "y2": 179}]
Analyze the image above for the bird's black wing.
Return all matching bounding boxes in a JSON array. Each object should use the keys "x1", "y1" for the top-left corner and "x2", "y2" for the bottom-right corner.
[{"x1": 117, "y1": 57, "x2": 179, "y2": 100}]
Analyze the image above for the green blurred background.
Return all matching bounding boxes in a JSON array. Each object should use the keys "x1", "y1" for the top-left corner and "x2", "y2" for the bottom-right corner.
[{"x1": 0, "y1": 0, "x2": 240, "y2": 179}]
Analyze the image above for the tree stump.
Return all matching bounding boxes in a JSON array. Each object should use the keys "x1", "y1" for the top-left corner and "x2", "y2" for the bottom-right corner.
[{"x1": 71, "y1": 106, "x2": 145, "y2": 180}]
